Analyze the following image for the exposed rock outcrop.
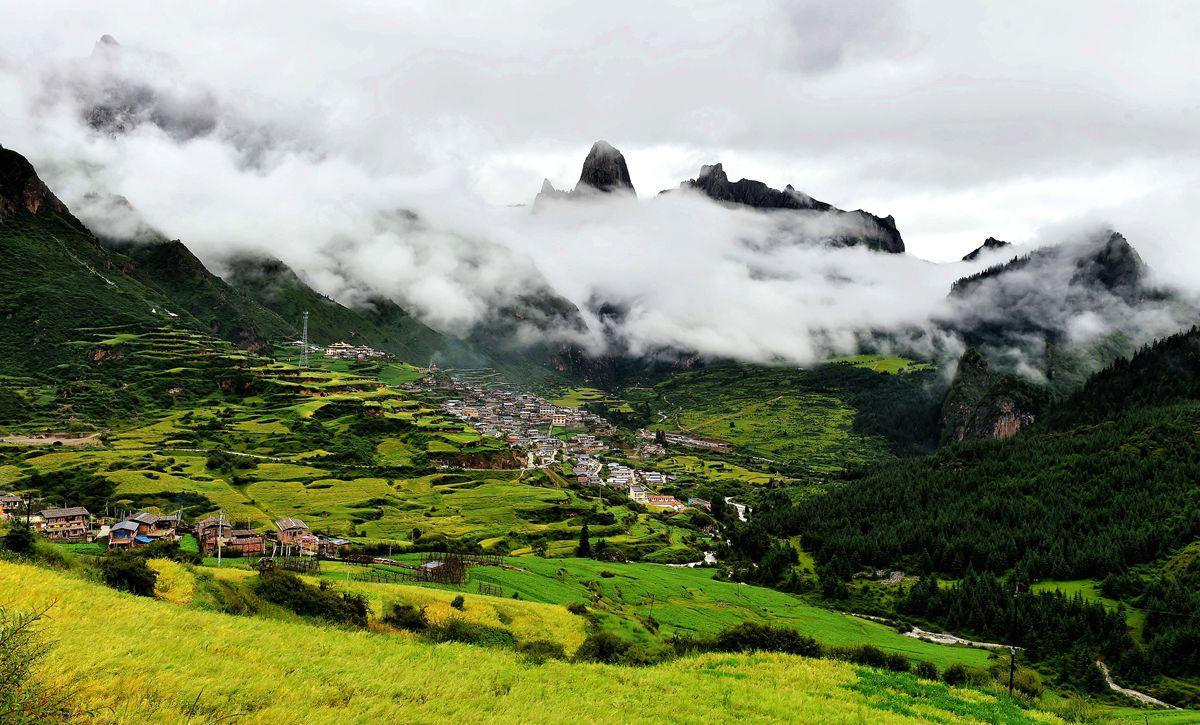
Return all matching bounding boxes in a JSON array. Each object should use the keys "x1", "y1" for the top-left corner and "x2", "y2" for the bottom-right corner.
[
  {"x1": 575, "y1": 140, "x2": 635, "y2": 194},
  {"x1": 534, "y1": 141, "x2": 637, "y2": 208},
  {"x1": 0, "y1": 146, "x2": 69, "y2": 220},
  {"x1": 675, "y1": 162, "x2": 905, "y2": 253},
  {"x1": 940, "y1": 347, "x2": 1043, "y2": 444},
  {"x1": 962, "y1": 237, "x2": 1009, "y2": 261}
]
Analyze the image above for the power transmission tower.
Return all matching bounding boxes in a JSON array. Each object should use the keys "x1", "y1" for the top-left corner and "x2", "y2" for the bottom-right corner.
[{"x1": 300, "y1": 311, "x2": 310, "y2": 368}]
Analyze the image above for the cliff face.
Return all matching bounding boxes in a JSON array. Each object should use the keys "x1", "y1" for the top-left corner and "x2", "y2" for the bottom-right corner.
[
  {"x1": 940, "y1": 348, "x2": 1043, "y2": 444},
  {"x1": 575, "y1": 140, "x2": 635, "y2": 194},
  {"x1": 0, "y1": 146, "x2": 70, "y2": 220},
  {"x1": 534, "y1": 141, "x2": 637, "y2": 208}
]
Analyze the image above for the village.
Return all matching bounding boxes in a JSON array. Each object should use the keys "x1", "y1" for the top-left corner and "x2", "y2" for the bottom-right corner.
[
  {"x1": 0, "y1": 371, "x2": 724, "y2": 562},
  {"x1": 439, "y1": 378, "x2": 711, "y2": 514},
  {"x1": 0, "y1": 494, "x2": 353, "y2": 560}
]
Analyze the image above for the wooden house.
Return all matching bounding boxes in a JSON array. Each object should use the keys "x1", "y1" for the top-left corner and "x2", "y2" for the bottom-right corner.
[
  {"x1": 38, "y1": 507, "x2": 90, "y2": 542},
  {"x1": 274, "y1": 517, "x2": 309, "y2": 547},
  {"x1": 224, "y1": 530, "x2": 264, "y2": 557}
]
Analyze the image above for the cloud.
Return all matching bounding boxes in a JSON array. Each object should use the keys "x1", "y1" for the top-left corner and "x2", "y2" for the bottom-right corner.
[{"x1": 1, "y1": 8, "x2": 1198, "y2": 376}]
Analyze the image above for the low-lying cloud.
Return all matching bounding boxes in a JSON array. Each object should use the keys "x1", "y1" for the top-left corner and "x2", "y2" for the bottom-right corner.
[{"x1": 2, "y1": 31, "x2": 1198, "y2": 376}]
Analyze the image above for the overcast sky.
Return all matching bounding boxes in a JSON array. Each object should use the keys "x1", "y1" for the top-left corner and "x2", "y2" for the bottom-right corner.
[{"x1": 2, "y1": 1, "x2": 1197, "y2": 263}]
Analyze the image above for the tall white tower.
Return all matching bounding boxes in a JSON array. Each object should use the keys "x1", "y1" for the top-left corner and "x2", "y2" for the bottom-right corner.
[{"x1": 300, "y1": 311, "x2": 309, "y2": 368}]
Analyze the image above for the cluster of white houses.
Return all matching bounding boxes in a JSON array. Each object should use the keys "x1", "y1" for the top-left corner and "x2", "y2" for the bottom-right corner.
[
  {"x1": 287, "y1": 340, "x2": 393, "y2": 362},
  {"x1": 443, "y1": 383, "x2": 614, "y2": 466},
  {"x1": 322, "y1": 341, "x2": 392, "y2": 361},
  {"x1": 439, "y1": 380, "x2": 708, "y2": 513}
]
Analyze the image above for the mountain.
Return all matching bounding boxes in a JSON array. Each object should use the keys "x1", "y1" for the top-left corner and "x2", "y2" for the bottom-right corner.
[
  {"x1": 962, "y1": 236, "x2": 1009, "y2": 261},
  {"x1": 534, "y1": 140, "x2": 636, "y2": 206},
  {"x1": 0, "y1": 145, "x2": 186, "y2": 374},
  {"x1": 939, "y1": 347, "x2": 1044, "y2": 443},
  {"x1": 575, "y1": 140, "x2": 635, "y2": 194},
  {"x1": 102, "y1": 234, "x2": 295, "y2": 353},
  {"x1": 1045, "y1": 325, "x2": 1200, "y2": 429},
  {"x1": 940, "y1": 229, "x2": 1184, "y2": 391},
  {"x1": 220, "y1": 254, "x2": 461, "y2": 364},
  {"x1": 675, "y1": 163, "x2": 905, "y2": 254}
]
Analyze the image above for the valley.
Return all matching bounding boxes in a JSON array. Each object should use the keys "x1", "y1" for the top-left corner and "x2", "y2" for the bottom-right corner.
[{"x1": 2, "y1": 101, "x2": 1199, "y2": 724}]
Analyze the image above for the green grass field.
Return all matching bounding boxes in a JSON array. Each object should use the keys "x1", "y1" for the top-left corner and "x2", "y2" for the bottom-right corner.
[
  {"x1": 0, "y1": 560, "x2": 1064, "y2": 724},
  {"x1": 825, "y1": 354, "x2": 935, "y2": 374}
]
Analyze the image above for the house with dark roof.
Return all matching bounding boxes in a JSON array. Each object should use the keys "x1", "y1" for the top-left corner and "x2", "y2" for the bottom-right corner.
[
  {"x1": 224, "y1": 530, "x2": 264, "y2": 557},
  {"x1": 38, "y1": 507, "x2": 90, "y2": 542},
  {"x1": 107, "y1": 520, "x2": 152, "y2": 550}
]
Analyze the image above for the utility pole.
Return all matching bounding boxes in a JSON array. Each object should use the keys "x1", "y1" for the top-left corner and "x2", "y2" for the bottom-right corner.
[
  {"x1": 1008, "y1": 646, "x2": 1016, "y2": 697},
  {"x1": 217, "y1": 510, "x2": 224, "y2": 568},
  {"x1": 300, "y1": 311, "x2": 310, "y2": 369}
]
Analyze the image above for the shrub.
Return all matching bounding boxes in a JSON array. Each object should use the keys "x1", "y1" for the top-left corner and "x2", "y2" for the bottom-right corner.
[
  {"x1": 255, "y1": 569, "x2": 370, "y2": 626},
  {"x1": 427, "y1": 617, "x2": 516, "y2": 649},
  {"x1": 914, "y1": 661, "x2": 938, "y2": 680},
  {"x1": 831, "y1": 645, "x2": 910, "y2": 673},
  {"x1": 100, "y1": 553, "x2": 158, "y2": 597},
  {"x1": 518, "y1": 639, "x2": 566, "y2": 664},
  {"x1": 566, "y1": 602, "x2": 588, "y2": 615},
  {"x1": 2, "y1": 523, "x2": 35, "y2": 555},
  {"x1": 713, "y1": 622, "x2": 822, "y2": 658},
  {"x1": 382, "y1": 602, "x2": 427, "y2": 631},
  {"x1": 450, "y1": 595, "x2": 465, "y2": 611},
  {"x1": 942, "y1": 664, "x2": 969, "y2": 686},
  {"x1": 599, "y1": 570, "x2": 616, "y2": 578},
  {"x1": 0, "y1": 604, "x2": 72, "y2": 721},
  {"x1": 574, "y1": 631, "x2": 633, "y2": 664}
]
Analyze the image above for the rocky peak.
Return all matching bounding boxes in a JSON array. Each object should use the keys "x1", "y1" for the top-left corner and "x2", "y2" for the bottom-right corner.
[
  {"x1": 1071, "y1": 230, "x2": 1145, "y2": 301},
  {"x1": 575, "y1": 140, "x2": 635, "y2": 195},
  {"x1": 677, "y1": 162, "x2": 905, "y2": 253},
  {"x1": 962, "y1": 237, "x2": 1010, "y2": 261},
  {"x1": 0, "y1": 146, "x2": 69, "y2": 221},
  {"x1": 940, "y1": 347, "x2": 1043, "y2": 444}
]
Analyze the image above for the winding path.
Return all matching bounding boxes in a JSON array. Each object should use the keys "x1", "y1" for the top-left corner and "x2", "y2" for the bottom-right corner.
[{"x1": 1096, "y1": 661, "x2": 1180, "y2": 710}]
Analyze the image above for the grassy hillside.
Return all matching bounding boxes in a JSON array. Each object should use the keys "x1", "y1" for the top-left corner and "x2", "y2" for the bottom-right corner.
[
  {"x1": 106, "y1": 238, "x2": 296, "y2": 352},
  {"x1": 222, "y1": 255, "x2": 465, "y2": 366},
  {"x1": 0, "y1": 561, "x2": 1062, "y2": 724}
]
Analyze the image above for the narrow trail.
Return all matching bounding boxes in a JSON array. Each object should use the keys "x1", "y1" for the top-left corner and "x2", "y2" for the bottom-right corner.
[{"x1": 1096, "y1": 661, "x2": 1180, "y2": 710}]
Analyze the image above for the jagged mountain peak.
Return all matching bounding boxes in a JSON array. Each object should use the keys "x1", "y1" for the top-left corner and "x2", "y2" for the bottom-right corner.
[
  {"x1": 575, "y1": 140, "x2": 635, "y2": 195},
  {"x1": 676, "y1": 162, "x2": 904, "y2": 253}
]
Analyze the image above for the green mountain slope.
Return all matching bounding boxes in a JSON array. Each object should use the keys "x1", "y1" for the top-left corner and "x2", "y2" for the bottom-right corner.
[
  {"x1": 105, "y1": 237, "x2": 296, "y2": 352},
  {"x1": 221, "y1": 254, "x2": 466, "y2": 365},
  {"x1": 0, "y1": 146, "x2": 192, "y2": 375}
]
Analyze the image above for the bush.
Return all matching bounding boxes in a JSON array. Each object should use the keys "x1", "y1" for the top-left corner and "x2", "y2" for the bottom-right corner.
[
  {"x1": 0, "y1": 604, "x2": 72, "y2": 721},
  {"x1": 518, "y1": 639, "x2": 566, "y2": 664},
  {"x1": 450, "y1": 595, "x2": 465, "y2": 611},
  {"x1": 100, "y1": 553, "x2": 158, "y2": 597},
  {"x1": 914, "y1": 661, "x2": 938, "y2": 681},
  {"x1": 942, "y1": 664, "x2": 969, "y2": 686},
  {"x1": 831, "y1": 645, "x2": 910, "y2": 673},
  {"x1": 1, "y1": 523, "x2": 34, "y2": 555},
  {"x1": 255, "y1": 570, "x2": 370, "y2": 626},
  {"x1": 382, "y1": 602, "x2": 427, "y2": 631},
  {"x1": 566, "y1": 602, "x2": 588, "y2": 615},
  {"x1": 713, "y1": 622, "x2": 822, "y2": 658},
  {"x1": 574, "y1": 631, "x2": 633, "y2": 664},
  {"x1": 427, "y1": 617, "x2": 517, "y2": 649}
]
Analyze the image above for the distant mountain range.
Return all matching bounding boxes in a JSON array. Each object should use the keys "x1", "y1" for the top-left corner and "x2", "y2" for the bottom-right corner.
[
  {"x1": 3, "y1": 137, "x2": 1193, "y2": 406},
  {"x1": 536, "y1": 140, "x2": 905, "y2": 254}
]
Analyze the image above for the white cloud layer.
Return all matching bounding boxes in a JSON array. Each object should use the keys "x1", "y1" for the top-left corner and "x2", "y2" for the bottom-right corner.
[{"x1": 1, "y1": 2, "x2": 1197, "y2": 368}]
